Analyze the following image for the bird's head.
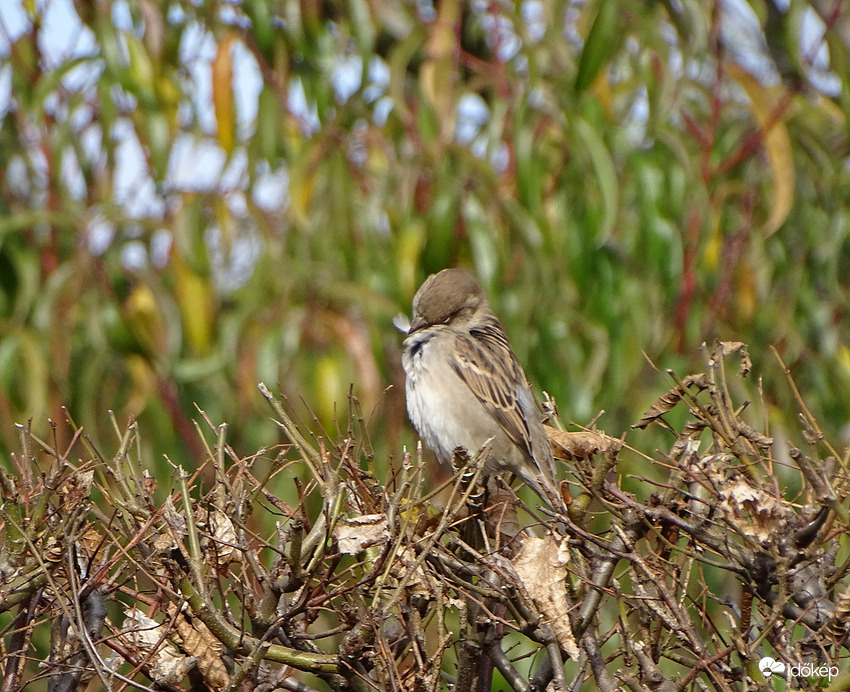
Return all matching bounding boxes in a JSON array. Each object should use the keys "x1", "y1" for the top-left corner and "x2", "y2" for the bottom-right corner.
[{"x1": 409, "y1": 269, "x2": 487, "y2": 333}]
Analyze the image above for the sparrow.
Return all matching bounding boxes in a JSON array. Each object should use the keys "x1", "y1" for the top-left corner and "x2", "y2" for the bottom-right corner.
[{"x1": 402, "y1": 268, "x2": 559, "y2": 507}]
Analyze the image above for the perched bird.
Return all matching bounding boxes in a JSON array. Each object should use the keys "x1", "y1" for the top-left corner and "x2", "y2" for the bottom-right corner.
[{"x1": 402, "y1": 268, "x2": 559, "y2": 507}]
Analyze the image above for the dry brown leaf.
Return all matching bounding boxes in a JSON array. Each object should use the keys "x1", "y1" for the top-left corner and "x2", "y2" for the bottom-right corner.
[
  {"x1": 633, "y1": 374, "x2": 711, "y2": 429},
  {"x1": 717, "y1": 478, "x2": 787, "y2": 542},
  {"x1": 120, "y1": 608, "x2": 196, "y2": 686},
  {"x1": 58, "y1": 469, "x2": 94, "y2": 506},
  {"x1": 143, "y1": 468, "x2": 158, "y2": 495},
  {"x1": 392, "y1": 546, "x2": 432, "y2": 598},
  {"x1": 827, "y1": 584, "x2": 850, "y2": 641},
  {"x1": 73, "y1": 527, "x2": 109, "y2": 576},
  {"x1": 334, "y1": 513, "x2": 389, "y2": 554},
  {"x1": 714, "y1": 340, "x2": 752, "y2": 377},
  {"x1": 44, "y1": 536, "x2": 63, "y2": 563},
  {"x1": 669, "y1": 421, "x2": 707, "y2": 459},
  {"x1": 546, "y1": 428, "x2": 622, "y2": 460},
  {"x1": 734, "y1": 420, "x2": 774, "y2": 450},
  {"x1": 76, "y1": 527, "x2": 104, "y2": 560},
  {"x1": 163, "y1": 496, "x2": 187, "y2": 536},
  {"x1": 209, "y1": 508, "x2": 238, "y2": 566},
  {"x1": 151, "y1": 532, "x2": 177, "y2": 556},
  {"x1": 169, "y1": 605, "x2": 229, "y2": 689},
  {"x1": 511, "y1": 534, "x2": 580, "y2": 659}
]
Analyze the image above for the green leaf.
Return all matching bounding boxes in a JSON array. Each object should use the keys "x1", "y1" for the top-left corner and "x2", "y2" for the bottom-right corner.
[
  {"x1": 575, "y1": 0, "x2": 620, "y2": 94},
  {"x1": 575, "y1": 117, "x2": 618, "y2": 242}
]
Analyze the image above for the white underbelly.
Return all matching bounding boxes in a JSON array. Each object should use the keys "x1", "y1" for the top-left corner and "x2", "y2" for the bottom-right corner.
[{"x1": 403, "y1": 336, "x2": 498, "y2": 466}]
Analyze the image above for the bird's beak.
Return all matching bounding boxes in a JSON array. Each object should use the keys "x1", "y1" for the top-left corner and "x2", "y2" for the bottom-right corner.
[{"x1": 408, "y1": 315, "x2": 427, "y2": 334}]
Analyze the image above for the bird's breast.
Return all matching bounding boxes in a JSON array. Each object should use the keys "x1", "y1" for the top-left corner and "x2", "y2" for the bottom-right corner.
[{"x1": 402, "y1": 330, "x2": 500, "y2": 466}]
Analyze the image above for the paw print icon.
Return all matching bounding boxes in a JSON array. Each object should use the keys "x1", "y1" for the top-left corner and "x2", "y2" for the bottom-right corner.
[{"x1": 759, "y1": 657, "x2": 786, "y2": 678}]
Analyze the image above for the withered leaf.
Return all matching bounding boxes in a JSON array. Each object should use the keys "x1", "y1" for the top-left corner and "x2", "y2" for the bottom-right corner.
[
  {"x1": 546, "y1": 428, "x2": 622, "y2": 460},
  {"x1": 717, "y1": 478, "x2": 787, "y2": 542},
  {"x1": 169, "y1": 604, "x2": 229, "y2": 689},
  {"x1": 511, "y1": 534, "x2": 580, "y2": 659},
  {"x1": 633, "y1": 374, "x2": 711, "y2": 429},
  {"x1": 209, "y1": 508, "x2": 238, "y2": 566},
  {"x1": 714, "y1": 340, "x2": 752, "y2": 377},
  {"x1": 334, "y1": 513, "x2": 389, "y2": 554},
  {"x1": 58, "y1": 469, "x2": 94, "y2": 506},
  {"x1": 391, "y1": 546, "x2": 432, "y2": 598},
  {"x1": 120, "y1": 608, "x2": 196, "y2": 686},
  {"x1": 734, "y1": 420, "x2": 774, "y2": 450}
]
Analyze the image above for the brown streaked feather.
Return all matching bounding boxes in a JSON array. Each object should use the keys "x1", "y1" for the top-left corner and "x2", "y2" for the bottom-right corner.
[{"x1": 450, "y1": 318, "x2": 536, "y2": 460}]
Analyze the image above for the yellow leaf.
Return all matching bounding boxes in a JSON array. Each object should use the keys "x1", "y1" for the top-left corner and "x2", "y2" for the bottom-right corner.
[
  {"x1": 396, "y1": 219, "x2": 426, "y2": 296},
  {"x1": 420, "y1": 0, "x2": 459, "y2": 142},
  {"x1": 837, "y1": 345, "x2": 850, "y2": 381},
  {"x1": 173, "y1": 253, "x2": 215, "y2": 355},
  {"x1": 125, "y1": 32, "x2": 155, "y2": 97},
  {"x1": 736, "y1": 259, "x2": 756, "y2": 321},
  {"x1": 388, "y1": 29, "x2": 425, "y2": 128},
  {"x1": 145, "y1": 111, "x2": 171, "y2": 181},
  {"x1": 703, "y1": 216, "x2": 722, "y2": 272},
  {"x1": 316, "y1": 355, "x2": 344, "y2": 425},
  {"x1": 156, "y1": 73, "x2": 182, "y2": 130},
  {"x1": 290, "y1": 166, "x2": 316, "y2": 226},
  {"x1": 213, "y1": 197, "x2": 233, "y2": 257},
  {"x1": 212, "y1": 34, "x2": 237, "y2": 155},
  {"x1": 725, "y1": 63, "x2": 794, "y2": 237},
  {"x1": 11, "y1": 329, "x2": 48, "y2": 423},
  {"x1": 590, "y1": 72, "x2": 614, "y2": 121},
  {"x1": 703, "y1": 181, "x2": 741, "y2": 271},
  {"x1": 126, "y1": 284, "x2": 165, "y2": 356},
  {"x1": 125, "y1": 354, "x2": 158, "y2": 416}
]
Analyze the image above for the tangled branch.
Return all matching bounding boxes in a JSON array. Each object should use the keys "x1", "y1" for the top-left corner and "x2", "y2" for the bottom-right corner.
[{"x1": 1, "y1": 341, "x2": 848, "y2": 691}]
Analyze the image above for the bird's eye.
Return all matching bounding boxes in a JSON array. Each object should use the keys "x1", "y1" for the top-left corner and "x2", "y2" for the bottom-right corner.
[{"x1": 442, "y1": 308, "x2": 462, "y2": 324}]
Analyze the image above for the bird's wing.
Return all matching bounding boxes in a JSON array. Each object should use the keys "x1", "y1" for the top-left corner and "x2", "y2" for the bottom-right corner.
[{"x1": 450, "y1": 321, "x2": 536, "y2": 459}]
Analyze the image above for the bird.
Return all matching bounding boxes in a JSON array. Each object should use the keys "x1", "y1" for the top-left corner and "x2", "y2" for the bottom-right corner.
[{"x1": 402, "y1": 268, "x2": 559, "y2": 508}]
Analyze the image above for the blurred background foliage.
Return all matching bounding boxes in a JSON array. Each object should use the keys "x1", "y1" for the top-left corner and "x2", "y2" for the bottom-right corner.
[{"x1": 0, "y1": 0, "x2": 849, "y2": 481}]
